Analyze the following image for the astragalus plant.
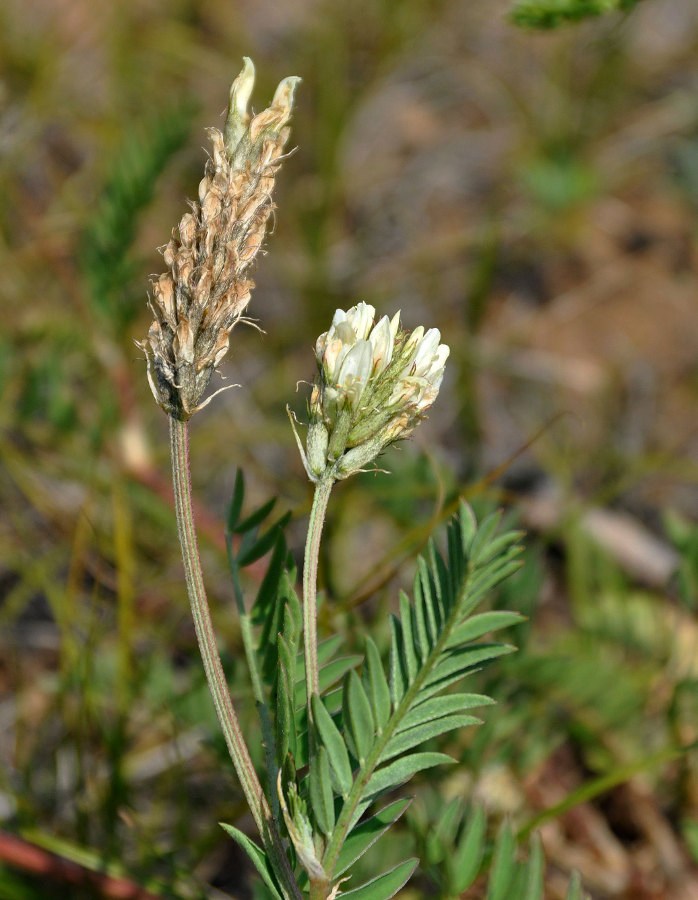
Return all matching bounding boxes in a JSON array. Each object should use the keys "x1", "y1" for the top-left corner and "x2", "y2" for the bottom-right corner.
[{"x1": 139, "y1": 60, "x2": 578, "y2": 900}]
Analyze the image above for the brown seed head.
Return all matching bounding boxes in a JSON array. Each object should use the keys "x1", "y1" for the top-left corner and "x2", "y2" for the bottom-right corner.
[{"x1": 138, "y1": 58, "x2": 300, "y2": 420}]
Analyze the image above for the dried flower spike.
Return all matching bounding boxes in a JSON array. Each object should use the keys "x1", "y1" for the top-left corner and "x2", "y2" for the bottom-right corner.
[
  {"x1": 294, "y1": 302, "x2": 449, "y2": 481},
  {"x1": 139, "y1": 58, "x2": 300, "y2": 420}
]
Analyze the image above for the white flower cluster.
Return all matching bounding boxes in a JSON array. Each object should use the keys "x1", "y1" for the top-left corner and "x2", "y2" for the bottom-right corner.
[{"x1": 297, "y1": 302, "x2": 449, "y2": 481}]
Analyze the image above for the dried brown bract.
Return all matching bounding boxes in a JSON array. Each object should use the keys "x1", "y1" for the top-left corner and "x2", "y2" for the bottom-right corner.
[{"x1": 138, "y1": 58, "x2": 300, "y2": 420}]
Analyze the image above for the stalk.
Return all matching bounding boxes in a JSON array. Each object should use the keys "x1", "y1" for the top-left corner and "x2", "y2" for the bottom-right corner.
[
  {"x1": 169, "y1": 417, "x2": 301, "y2": 900},
  {"x1": 302, "y1": 477, "x2": 334, "y2": 714}
]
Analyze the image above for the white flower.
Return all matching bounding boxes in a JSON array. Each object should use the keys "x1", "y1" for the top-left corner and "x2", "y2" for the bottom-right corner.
[
  {"x1": 335, "y1": 339, "x2": 373, "y2": 411},
  {"x1": 298, "y1": 303, "x2": 449, "y2": 482}
]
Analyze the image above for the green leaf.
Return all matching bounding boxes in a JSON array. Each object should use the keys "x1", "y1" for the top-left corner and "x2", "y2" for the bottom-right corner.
[
  {"x1": 487, "y1": 821, "x2": 516, "y2": 900},
  {"x1": 226, "y1": 470, "x2": 245, "y2": 534},
  {"x1": 464, "y1": 555, "x2": 524, "y2": 608},
  {"x1": 233, "y1": 497, "x2": 277, "y2": 534},
  {"x1": 510, "y1": 0, "x2": 643, "y2": 30},
  {"x1": 238, "y1": 512, "x2": 292, "y2": 566},
  {"x1": 449, "y1": 804, "x2": 486, "y2": 893},
  {"x1": 282, "y1": 596, "x2": 301, "y2": 648},
  {"x1": 468, "y1": 510, "x2": 502, "y2": 565},
  {"x1": 364, "y1": 752, "x2": 454, "y2": 799},
  {"x1": 81, "y1": 101, "x2": 195, "y2": 330},
  {"x1": 417, "y1": 556, "x2": 440, "y2": 645},
  {"x1": 295, "y1": 635, "x2": 344, "y2": 680},
  {"x1": 319, "y1": 504, "x2": 522, "y2": 876},
  {"x1": 565, "y1": 871, "x2": 584, "y2": 900},
  {"x1": 474, "y1": 529, "x2": 524, "y2": 566},
  {"x1": 309, "y1": 746, "x2": 335, "y2": 837},
  {"x1": 339, "y1": 858, "x2": 418, "y2": 900},
  {"x1": 334, "y1": 798, "x2": 411, "y2": 877},
  {"x1": 458, "y1": 500, "x2": 478, "y2": 550},
  {"x1": 276, "y1": 638, "x2": 297, "y2": 763},
  {"x1": 380, "y1": 714, "x2": 481, "y2": 762},
  {"x1": 422, "y1": 644, "x2": 515, "y2": 698},
  {"x1": 426, "y1": 797, "x2": 462, "y2": 864},
  {"x1": 398, "y1": 592, "x2": 419, "y2": 684},
  {"x1": 400, "y1": 692, "x2": 494, "y2": 730},
  {"x1": 220, "y1": 824, "x2": 284, "y2": 900},
  {"x1": 343, "y1": 671, "x2": 375, "y2": 765},
  {"x1": 312, "y1": 695, "x2": 353, "y2": 798},
  {"x1": 446, "y1": 611, "x2": 523, "y2": 649},
  {"x1": 389, "y1": 615, "x2": 407, "y2": 708},
  {"x1": 412, "y1": 580, "x2": 431, "y2": 662},
  {"x1": 362, "y1": 637, "x2": 391, "y2": 733},
  {"x1": 253, "y1": 534, "x2": 288, "y2": 627},
  {"x1": 523, "y1": 834, "x2": 544, "y2": 900},
  {"x1": 295, "y1": 655, "x2": 362, "y2": 706}
]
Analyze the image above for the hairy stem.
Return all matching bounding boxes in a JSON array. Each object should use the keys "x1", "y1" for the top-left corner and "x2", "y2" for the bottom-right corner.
[
  {"x1": 169, "y1": 417, "x2": 301, "y2": 900},
  {"x1": 302, "y1": 478, "x2": 334, "y2": 716}
]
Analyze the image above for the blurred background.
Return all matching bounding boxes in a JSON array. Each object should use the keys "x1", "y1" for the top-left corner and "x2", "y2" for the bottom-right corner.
[{"x1": 1, "y1": 0, "x2": 698, "y2": 896}]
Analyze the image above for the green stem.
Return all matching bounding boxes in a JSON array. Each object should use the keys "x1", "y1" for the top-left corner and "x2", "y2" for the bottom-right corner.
[
  {"x1": 227, "y1": 549, "x2": 279, "y2": 822},
  {"x1": 302, "y1": 477, "x2": 334, "y2": 715},
  {"x1": 309, "y1": 877, "x2": 331, "y2": 900},
  {"x1": 169, "y1": 417, "x2": 301, "y2": 900}
]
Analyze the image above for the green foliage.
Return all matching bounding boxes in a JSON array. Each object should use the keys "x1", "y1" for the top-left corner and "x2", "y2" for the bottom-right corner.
[
  {"x1": 220, "y1": 825, "x2": 286, "y2": 900},
  {"x1": 267, "y1": 504, "x2": 523, "y2": 897},
  {"x1": 220, "y1": 502, "x2": 526, "y2": 898},
  {"x1": 80, "y1": 101, "x2": 196, "y2": 332},
  {"x1": 411, "y1": 801, "x2": 590, "y2": 900},
  {"x1": 509, "y1": 0, "x2": 644, "y2": 29},
  {"x1": 664, "y1": 510, "x2": 698, "y2": 609},
  {"x1": 4, "y1": 2, "x2": 695, "y2": 896}
]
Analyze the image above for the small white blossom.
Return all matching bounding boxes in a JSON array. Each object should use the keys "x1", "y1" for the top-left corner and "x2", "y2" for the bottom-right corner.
[{"x1": 296, "y1": 303, "x2": 449, "y2": 482}]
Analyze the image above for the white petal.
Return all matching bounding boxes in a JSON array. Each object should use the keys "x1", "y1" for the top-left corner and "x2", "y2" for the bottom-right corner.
[
  {"x1": 338, "y1": 341, "x2": 373, "y2": 411},
  {"x1": 422, "y1": 344, "x2": 450, "y2": 382},
  {"x1": 434, "y1": 343, "x2": 450, "y2": 369},
  {"x1": 346, "y1": 302, "x2": 375, "y2": 340},
  {"x1": 412, "y1": 328, "x2": 441, "y2": 376},
  {"x1": 321, "y1": 338, "x2": 344, "y2": 378},
  {"x1": 368, "y1": 316, "x2": 393, "y2": 375},
  {"x1": 331, "y1": 308, "x2": 348, "y2": 328},
  {"x1": 403, "y1": 325, "x2": 424, "y2": 362},
  {"x1": 389, "y1": 310, "x2": 401, "y2": 341},
  {"x1": 338, "y1": 339, "x2": 372, "y2": 390}
]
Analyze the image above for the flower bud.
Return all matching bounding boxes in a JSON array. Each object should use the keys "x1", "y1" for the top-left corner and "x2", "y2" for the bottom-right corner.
[
  {"x1": 295, "y1": 303, "x2": 449, "y2": 482},
  {"x1": 307, "y1": 421, "x2": 330, "y2": 477}
]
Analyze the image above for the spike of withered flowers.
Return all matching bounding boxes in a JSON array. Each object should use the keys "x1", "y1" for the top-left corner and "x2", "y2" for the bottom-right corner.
[{"x1": 138, "y1": 58, "x2": 300, "y2": 420}]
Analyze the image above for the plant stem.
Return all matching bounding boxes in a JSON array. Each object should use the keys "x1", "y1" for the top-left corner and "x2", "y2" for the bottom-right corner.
[
  {"x1": 169, "y1": 417, "x2": 301, "y2": 900},
  {"x1": 228, "y1": 551, "x2": 280, "y2": 822},
  {"x1": 302, "y1": 477, "x2": 334, "y2": 716}
]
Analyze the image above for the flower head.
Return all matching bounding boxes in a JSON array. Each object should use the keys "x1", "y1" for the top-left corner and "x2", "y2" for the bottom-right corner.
[
  {"x1": 295, "y1": 303, "x2": 449, "y2": 481},
  {"x1": 139, "y1": 58, "x2": 300, "y2": 420}
]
